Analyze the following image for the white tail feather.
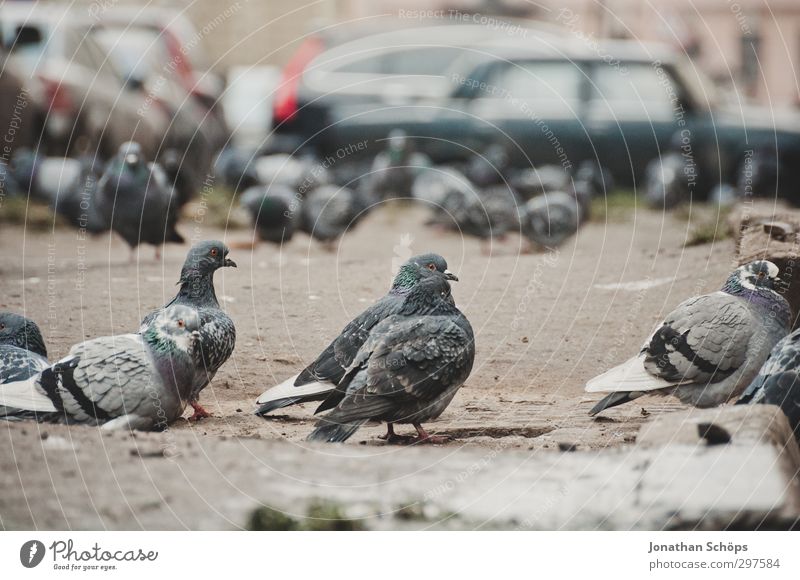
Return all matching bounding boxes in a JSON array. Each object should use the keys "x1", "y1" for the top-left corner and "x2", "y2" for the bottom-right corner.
[
  {"x1": 0, "y1": 376, "x2": 58, "y2": 412},
  {"x1": 585, "y1": 354, "x2": 676, "y2": 393},
  {"x1": 256, "y1": 373, "x2": 333, "y2": 404}
]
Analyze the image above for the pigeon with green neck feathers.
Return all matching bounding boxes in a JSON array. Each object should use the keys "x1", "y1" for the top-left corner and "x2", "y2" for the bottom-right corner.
[
  {"x1": 0, "y1": 306, "x2": 200, "y2": 430},
  {"x1": 0, "y1": 312, "x2": 49, "y2": 384},
  {"x1": 255, "y1": 253, "x2": 458, "y2": 416},
  {"x1": 141, "y1": 241, "x2": 237, "y2": 421},
  {"x1": 587, "y1": 260, "x2": 791, "y2": 415},
  {"x1": 308, "y1": 267, "x2": 475, "y2": 444}
]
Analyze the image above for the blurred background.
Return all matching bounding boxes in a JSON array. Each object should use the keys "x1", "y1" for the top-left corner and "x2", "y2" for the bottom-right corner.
[{"x1": 1, "y1": 0, "x2": 799, "y2": 240}]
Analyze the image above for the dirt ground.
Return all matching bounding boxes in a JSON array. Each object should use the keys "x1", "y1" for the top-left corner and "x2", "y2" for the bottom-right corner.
[
  {"x1": 0, "y1": 203, "x2": 734, "y2": 446},
  {"x1": 0, "y1": 203, "x2": 738, "y2": 528}
]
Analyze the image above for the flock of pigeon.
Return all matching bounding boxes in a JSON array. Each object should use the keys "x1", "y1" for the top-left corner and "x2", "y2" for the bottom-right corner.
[
  {"x1": 221, "y1": 133, "x2": 610, "y2": 253},
  {"x1": 1, "y1": 235, "x2": 800, "y2": 443}
]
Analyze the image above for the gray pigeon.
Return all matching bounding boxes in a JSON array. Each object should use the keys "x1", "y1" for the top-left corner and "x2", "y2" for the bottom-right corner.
[
  {"x1": 140, "y1": 240, "x2": 237, "y2": 420},
  {"x1": 255, "y1": 153, "x2": 329, "y2": 193},
  {"x1": 365, "y1": 130, "x2": 431, "y2": 200},
  {"x1": 587, "y1": 260, "x2": 791, "y2": 415},
  {"x1": 0, "y1": 305, "x2": 200, "y2": 430},
  {"x1": 737, "y1": 328, "x2": 800, "y2": 440},
  {"x1": 307, "y1": 267, "x2": 475, "y2": 444},
  {"x1": 644, "y1": 152, "x2": 690, "y2": 210},
  {"x1": 255, "y1": 254, "x2": 458, "y2": 416},
  {"x1": 96, "y1": 141, "x2": 184, "y2": 259},
  {"x1": 509, "y1": 164, "x2": 570, "y2": 201},
  {"x1": 240, "y1": 184, "x2": 300, "y2": 244},
  {"x1": 0, "y1": 312, "x2": 48, "y2": 383},
  {"x1": 518, "y1": 187, "x2": 590, "y2": 250},
  {"x1": 300, "y1": 184, "x2": 367, "y2": 248}
]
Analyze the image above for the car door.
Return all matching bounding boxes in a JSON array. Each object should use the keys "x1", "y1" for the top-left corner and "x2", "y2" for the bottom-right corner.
[
  {"x1": 461, "y1": 59, "x2": 591, "y2": 170},
  {"x1": 584, "y1": 60, "x2": 686, "y2": 187}
]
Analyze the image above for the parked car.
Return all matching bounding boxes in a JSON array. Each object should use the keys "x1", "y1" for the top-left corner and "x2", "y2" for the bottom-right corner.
[
  {"x1": 0, "y1": 2, "x2": 166, "y2": 159},
  {"x1": 277, "y1": 22, "x2": 800, "y2": 200},
  {"x1": 271, "y1": 18, "x2": 562, "y2": 147},
  {"x1": 94, "y1": 6, "x2": 229, "y2": 152}
]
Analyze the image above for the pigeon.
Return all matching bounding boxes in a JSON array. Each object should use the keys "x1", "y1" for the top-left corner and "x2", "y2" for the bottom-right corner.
[
  {"x1": 644, "y1": 149, "x2": 690, "y2": 210},
  {"x1": 509, "y1": 164, "x2": 570, "y2": 201},
  {"x1": 255, "y1": 153, "x2": 329, "y2": 194},
  {"x1": 412, "y1": 166, "x2": 473, "y2": 211},
  {"x1": 0, "y1": 305, "x2": 200, "y2": 430},
  {"x1": 465, "y1": 144, "x2": 510, "y2": 188},
  {"x1": 96, "y1": 141, "x2": 184, "y2": 260},
  {"x1": 213, "y1": 147, "x2": 260, "y2": 194},
  {"x1": 307, "y1": 267, "x2": 475, "y2": 444},
  {"x1": 255, "y1": 254, "x2": 458, "y2": 416},
  {"x1": 574, "y1": 160, "x2": 614, "y2": 198},
  {"x1": 9, "y1": 151, "x2": 107, "y2": 232},
  {"x1": 737, "y1": 327, "x2": 800, "y2": 440},
  {"x1": 140, "y1": 240, "x2": 237, "y2": 420},
  {"x1": 587, "y1": 260, "x2": 791, "y2": 415},
  {"x1": 161, "y1": 149, "x2": 197, "y2": 208},
  {"x1": 0, "y1": 312, "x2": 48, "y2": 383},
  {"x1": 300, "y1": 184, "x2": 368, "y2": 248},
  {"x1": 365, "y1": 130, "x2": 431, "y2": 200},
  {"x1": 240, "y1": 184, "x2": 300, "y2": 245},
  {"x1": 518, "y1": 186, "x2": 590, "y2": 251}
]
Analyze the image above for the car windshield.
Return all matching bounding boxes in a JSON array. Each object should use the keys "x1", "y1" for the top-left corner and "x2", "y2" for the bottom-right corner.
[{"x1": 92, "y1": 26, "x2": 169, "y2": 80}]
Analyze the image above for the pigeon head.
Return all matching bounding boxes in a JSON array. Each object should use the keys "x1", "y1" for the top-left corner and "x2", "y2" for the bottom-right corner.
[
  {"x1": 0, "y1": 312, "x2": 47, "y2": 357},
  {"x1": 118, "y1": 141, "x2": 143, "y2": 168},
  {"x1": 727, "y1": 260, "x2": 781, "y2": 292},
  {"x1": 145, "y1": 305, "x2": 201, "y2": 355},
  {"x1": 400, "y1": 266, "x2": 457, "y2": 312},
  {"x1": 180, "y1": 240, "x2": 237, "y2": 280},
  {"x1": 392, "y1": 253, "x2": 457, "y2": 291}
]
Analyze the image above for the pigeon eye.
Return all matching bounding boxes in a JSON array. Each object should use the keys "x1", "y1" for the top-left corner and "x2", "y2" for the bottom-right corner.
[
  {"x1": 0, "y1": 323, "x2": 4, "y2": 330},
  {"x1": 210, "y1": 248, "x2": 218, "y2": 257},
  {"x1": 177, "y1": 319, "x2": 185, "y2": 328},
  {"x1": 757, "y1": 271, "x2": 766, "y2": 278},
  {"x1": 427, "y1": 263, "x2": 436, "y2": 271}
]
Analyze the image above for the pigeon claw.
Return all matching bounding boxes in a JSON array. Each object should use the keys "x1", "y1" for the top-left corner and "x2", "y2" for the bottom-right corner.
[{"x1": 188, "y1": 401, "x2": 212, "y2": 422}]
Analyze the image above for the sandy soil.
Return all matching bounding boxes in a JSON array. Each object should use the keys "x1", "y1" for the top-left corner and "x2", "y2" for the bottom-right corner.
[{"x1": 0, "y1": 203, "x2": 734, "y2": 457}]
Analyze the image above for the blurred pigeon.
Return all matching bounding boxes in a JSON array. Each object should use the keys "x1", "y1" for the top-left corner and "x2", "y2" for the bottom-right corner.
[
  {"x1": 8, "y1": 151, "x2": 107, "y2": 232},
  {"x1": 214, "y1": 147, "x2": 259, "y2": 193},
  {"x1": 161, "y1": 149, "x2": 197, "y2": 208},
  {"x1": 509, "y1": 164, "x2": 570, "y2": 201},
  {"x1": 518, "y1": 187, "x2": 590, "y2": 251},
  {"x1": 0, "y1": 306, "x2": 200, "y2": 430},
  {"x1": 240, "y1": 184, "x2": 300, "y2": 245},
  {"x1": 0, "y1": 312, "x2": 48, "y2": 383},
  {"x1": 587, "y1": 260, "x2": 791, "y2": 415},
  {"x1": 96, "y1": 142, "x2": 184, "y2": 260},
  {"x1": 412, "y1": 166, "x2": 472, "y2": 211},
  {"x1": 365, "y1": 130, "x2": 431, "y2": 200},
  {"x1": 308, "y1": 268, "x2": 475, "y2": 444},
  {"x1": 300, "y1": 184, "x2": 367, "y2": 248},
  {"x1": 644, "y1": 137, "x2": 691, "y2": 209},
  {"x1": 465, "y1": 144, "x2": 510, "y2": 188},
  {"x1": 255, "y1": 153, "x2": 329, "y2": 193},
  {"x1": 255, "y1": 254, "x2": 458, "y2": 416},
  {"x1": 574, "y1": 160, "x2": 614, "y2": 198},
  {"x1": 737, "y1": 327, "x2": 800, "y2": 440},
  {"x1": 140, "y1": 240, "x2": 236, "y2": 421}
]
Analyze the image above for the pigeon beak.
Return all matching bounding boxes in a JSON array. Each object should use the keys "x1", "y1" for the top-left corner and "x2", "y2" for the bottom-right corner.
[
  {"x1": 125, "y1": 154, "x2": 139, "y2": 165},
  {"x1": 224, "y1": 258, "x2": 237, "y2": 268},
  {"x1": 444, "y1": 270, "x2": 459, "y2": 282}
]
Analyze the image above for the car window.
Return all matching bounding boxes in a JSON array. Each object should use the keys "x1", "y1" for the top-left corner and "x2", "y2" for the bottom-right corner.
[
  {"x1": 589, "y1": 62, "x2": 676, "y2": 121},
  {"x1": 382, "y1": 46, "x2": 465, "y2": 76},
  {"x1": 486, "y1": 61, "x2": 582, "y2": 100}
]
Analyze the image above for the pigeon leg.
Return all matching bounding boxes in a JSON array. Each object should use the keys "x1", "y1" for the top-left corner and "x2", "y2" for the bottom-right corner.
[
  {"x1": 154, "y1": 246, "x2": 162, "y2": 261},
  {"x1": 378, "y1": 423, "x2": 416, "y2": 444},
  {"x1": 188, "y1": 401, "x2": 212, "y2": 421},
  {"x1": 411, "y1": 423, "x2": 450, "y2": 445}
]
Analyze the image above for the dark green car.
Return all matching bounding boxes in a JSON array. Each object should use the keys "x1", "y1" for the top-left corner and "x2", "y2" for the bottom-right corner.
[{"x1": 291, "y1": 38, "x2": 800, "y2": 201}]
